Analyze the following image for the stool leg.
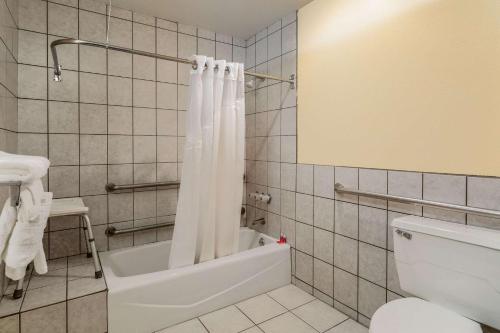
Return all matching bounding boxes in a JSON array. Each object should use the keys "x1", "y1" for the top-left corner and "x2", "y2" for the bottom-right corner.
[
  {"x1": 13, "y1": 278, "x2": 24, "y2": 299},
  {"x1": 81, "y1": 216, "x2": 92, "y2": 258},
  {"x1": 82, "y1": 214, "x2": 102, "y2": 279}
]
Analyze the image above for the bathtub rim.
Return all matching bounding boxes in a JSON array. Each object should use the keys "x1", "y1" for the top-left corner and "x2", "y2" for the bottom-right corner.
[{"x1": 100, "y1": 228, "x2": 290, "y2": 292}]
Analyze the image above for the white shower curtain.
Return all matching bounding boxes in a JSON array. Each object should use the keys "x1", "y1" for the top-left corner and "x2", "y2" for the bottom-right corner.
[{"x1": 168, "y1": 56, "x2": 245, "y2": 269}]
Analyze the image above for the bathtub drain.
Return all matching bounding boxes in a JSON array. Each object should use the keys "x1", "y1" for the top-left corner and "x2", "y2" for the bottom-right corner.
[{"x1": 259, "y1": 238, "x2": 265, "y2": 246}]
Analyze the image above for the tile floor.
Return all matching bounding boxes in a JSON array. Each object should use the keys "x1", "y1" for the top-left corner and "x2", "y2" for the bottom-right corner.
[
  {"x1": 156, "y1": 284, "x2": 368, "y2": 333},
  {"x1": 0, "y1": 254, "x2": 106, "y2": 317}
]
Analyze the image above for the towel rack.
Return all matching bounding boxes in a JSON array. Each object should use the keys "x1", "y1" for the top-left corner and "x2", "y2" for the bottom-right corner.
[
  {"x1": 0, "y1": 180, "x2": 21, "y2": 207},
  {"x1": 334, "y1": 183, "x2": 500, "y2": 219},
  {"x1": 105, "y1": 181, "x2": 180, "y2": 192}
]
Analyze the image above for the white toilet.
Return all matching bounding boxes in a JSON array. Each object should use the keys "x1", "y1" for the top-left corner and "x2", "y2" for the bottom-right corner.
[{"x1": 370, "y1": 216, "x2": 500, "y2": 333}]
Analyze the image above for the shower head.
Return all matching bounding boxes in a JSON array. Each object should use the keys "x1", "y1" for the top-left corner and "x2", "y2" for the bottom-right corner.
[
  {"x1": 53, "y1": 65, "x2": 62, "y2": 82},
  {"x1": 245, "y1": 79, "x2": 254, "y2": 89}
]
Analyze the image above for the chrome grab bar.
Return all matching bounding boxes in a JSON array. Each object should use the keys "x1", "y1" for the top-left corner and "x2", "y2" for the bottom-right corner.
[
  {"x1": 105, "y1": 222, "x2": 175, "y2": 236},
  {"x1": 105, "y1": 181, "x2": 180, "y2": 192},
  {"x1": 334, "y1": 183, "x2": 500, "y2": 219},
  {"x1": 105, "y1": 207, "x2": 248, "y2": 236},
  {"x1": 252, "y1": 218, "x2": 266, "y2": 226}
]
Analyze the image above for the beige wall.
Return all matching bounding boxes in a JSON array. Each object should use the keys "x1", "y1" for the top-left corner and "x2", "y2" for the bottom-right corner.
[{"x1": 297, "y1": 0, "x2": 500, "y2": 176}]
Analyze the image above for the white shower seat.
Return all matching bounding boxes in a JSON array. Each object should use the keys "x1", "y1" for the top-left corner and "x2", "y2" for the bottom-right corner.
[
  {"x1": 50, "y1": 197, "x2": 102, "y2": 278},
  {"x1": 11, "y1": 197, "x2": 102, "y2": 299}
]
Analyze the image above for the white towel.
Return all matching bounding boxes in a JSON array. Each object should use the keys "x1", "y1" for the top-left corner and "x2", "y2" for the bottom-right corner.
[
  {"x1": 0, "y1": 152, "x2": 52, "y2": 280},
  {"x1": 4, "y1": 180, "x2": 52, "y2": 280},
  {"x1": 0, "y1": 199, "x2": 17, "y2": 260},
  {"x1": 0, "y1": 151, "x2": 50, "y2": 184}
]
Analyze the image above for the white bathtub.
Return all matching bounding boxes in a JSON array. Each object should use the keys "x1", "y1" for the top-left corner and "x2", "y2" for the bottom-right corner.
[{"x1": 100, "y1": 227, "x2": 291, "y2": 333}]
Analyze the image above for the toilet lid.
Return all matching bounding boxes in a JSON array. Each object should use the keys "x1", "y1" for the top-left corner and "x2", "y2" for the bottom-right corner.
[{"x1": 370, "y1": 298, "x2": 482, "y2": 333}]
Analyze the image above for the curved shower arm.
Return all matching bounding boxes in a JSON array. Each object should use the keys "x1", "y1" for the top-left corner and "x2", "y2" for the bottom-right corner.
[
  {"x1": 50, "y1": 38, "x2": 195, "y2": 82},
  {"x1": 49, "y1": 38, "x2": 296, "y2": 87}
]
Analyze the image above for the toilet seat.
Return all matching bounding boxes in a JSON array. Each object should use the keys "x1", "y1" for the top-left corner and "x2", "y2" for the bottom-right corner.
[{"x1": 369, "y1": 298, "x2": 482, "y2": 333}]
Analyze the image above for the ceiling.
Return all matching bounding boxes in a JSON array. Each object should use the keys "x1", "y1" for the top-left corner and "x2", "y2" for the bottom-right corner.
[{"x1": 109, "y1": 0, "x2": 313, "y2": 39}]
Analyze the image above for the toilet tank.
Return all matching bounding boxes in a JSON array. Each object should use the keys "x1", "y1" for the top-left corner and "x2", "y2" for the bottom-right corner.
[{"x1": 392, "y1": 216, "x2": 500, "y2": 329}]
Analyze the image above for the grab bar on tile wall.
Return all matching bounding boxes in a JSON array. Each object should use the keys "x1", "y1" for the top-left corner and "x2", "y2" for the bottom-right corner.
[
  {"x1": 105, "y1": 181, "x2": 180, "y2": 192},
  {"x1": 105, "y1": 222, "x2": 175, "y2": 236},
  {"x1": 105, "y1": 207, "x2": 248, "y2": 236},
  {"x1": 334, "y1": 183, "x2": 500, "y2": 219}
]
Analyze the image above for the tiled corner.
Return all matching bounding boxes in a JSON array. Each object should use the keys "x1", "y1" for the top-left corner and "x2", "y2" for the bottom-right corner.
[{"x1": 0, "y1": 255, "x2": 107, "y2": 332}]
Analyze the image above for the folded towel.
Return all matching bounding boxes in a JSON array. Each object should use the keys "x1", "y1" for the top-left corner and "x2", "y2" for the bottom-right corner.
[
  {"x1": 0, "y1": 151, "x2": 50, "y2": 184},
  {"x1": 4, "y1": 180, "x2": 53, "y2": 280}
]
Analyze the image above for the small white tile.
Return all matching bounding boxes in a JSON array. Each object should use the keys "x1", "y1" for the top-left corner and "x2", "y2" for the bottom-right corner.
[
  {"x1": 79, "y1": 0, "x2": 106, "y2": 13},
  {"x1": 296, "y1": 251, "x2": 313, "y2": 285},
  {"x1": 292, "y1": 299, "x2": 348, "y2": 332},
  {"x1": 19, "y1": 0, "x2": 47, "y2": 33},
  {"x1": 199, "y1": 306, "x2": 253, "y2": 333},
  {"x1": 48, "y1": 3, "x2": 78, "y2": 38},
  {"x1": 157, "y1": 318, "x2": 207, "y2": 333},
  {"x1": 157, "y1": 28, "x2": 178, "y2": 57},
  {"x1": 216, "y1": 42, "x2": 232, "y2": 61},
  {"x1": 133, "y1": 23, "x2": 156, "y2": 52},
  {"x1": 314, "y1": 165, "x2": 334, "y2": 199},
  {"x1": 18, "y1": 30, "x2": 46, "y2": 66},
  {"x1": 237, "y1": 294, "x2": 287, "y2": 324},
  {"x1": 295, "y1": 222, "x2": 313, "y2": 255},
  {"x1": 358, "y1": 279, "x2": 386, "y2": 318},
  {"x1": 49, "y1": 69, "x2": 78, "y2": 102},
  {"x1": 313, "y1": 259, "x2": 333, "y2": 297},
  {"x1": 178, "y1": 23, "x2": 197, "y2": 35},
  {"x1": 157, "y1": 18, "x2": 177, "y2": 31},
  {"x1": 334, "y1": 234, "x2": 358, "y2": 274},
  {"x1": 314, "y1": 228, "x2": 334, "y2": 264},
  {"x1": 256, "y1": 38, "x2": 268, "y2": 65},
  {"x1": 198, "y1": 38, "x2": 215, "y2": 57},
  {"x1": 178, "y1": 34, "x2": 197, "y2": 59},
  {"x1": 259, "y1": 312, "x2": 316, "y2": 333},
  {"x1": 109, "y1": 17, "x2": 132, "y2": 48},
  {"x1": 133, "y1": 12, "x2": 155, "y2": 26},
  {"x1": 334, "y1": 268, "x2": 358, "y2": 309},
  {"x1": 359, "y1": 243, "x2": 387, "y2": 287},
  {"x1": 79, "y1": 10, "x2": 107, "y2": 43},
  {"x1": 110, "y1": 6, "x2": 132, "y2": 20},
  {"x1": 335, "y1": 201, "x2": 358, "y2": 239},
  {"x1": 267, "y1": 284, "x2": 315, "y2": 310},
  {"x1": 282, "y1": 22, "x2": 296, "y2": 53}
]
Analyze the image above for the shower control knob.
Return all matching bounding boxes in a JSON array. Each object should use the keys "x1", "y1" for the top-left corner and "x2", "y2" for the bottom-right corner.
[
  {"x1": 259, "y1": 193, "x2": 271, "y2": 204},
  {"x1": 248, "y1": 192, "x2": 272, "y2": 204}
]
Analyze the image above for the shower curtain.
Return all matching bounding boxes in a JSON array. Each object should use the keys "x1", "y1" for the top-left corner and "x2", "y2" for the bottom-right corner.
[{"x1": 168, "y1": 56, "x2": 245, "y2": 269}]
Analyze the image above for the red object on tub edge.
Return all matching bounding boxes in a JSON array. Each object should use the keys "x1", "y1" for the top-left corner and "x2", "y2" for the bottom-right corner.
[{"x1": 278, "y1": 233, "x2": 287, "y2": 244}]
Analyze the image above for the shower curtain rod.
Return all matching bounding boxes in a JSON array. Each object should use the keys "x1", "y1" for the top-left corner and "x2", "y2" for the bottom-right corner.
[{"x1": 50, "y1": 38, "x2": 295, "y2": 88}]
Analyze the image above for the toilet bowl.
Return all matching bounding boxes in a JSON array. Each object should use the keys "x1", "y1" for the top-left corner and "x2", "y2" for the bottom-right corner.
[
  {"x1": 369, "y1": 298, "x2": 482, "y2": 333},
  {"x1": 369, "y1": 216, "x2": 500, "y2": 332}
]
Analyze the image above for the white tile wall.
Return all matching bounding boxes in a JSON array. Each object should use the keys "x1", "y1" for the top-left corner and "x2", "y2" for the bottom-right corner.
[{"x1": 16, "y1": 0, "x2": 245, "y2": 258}]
